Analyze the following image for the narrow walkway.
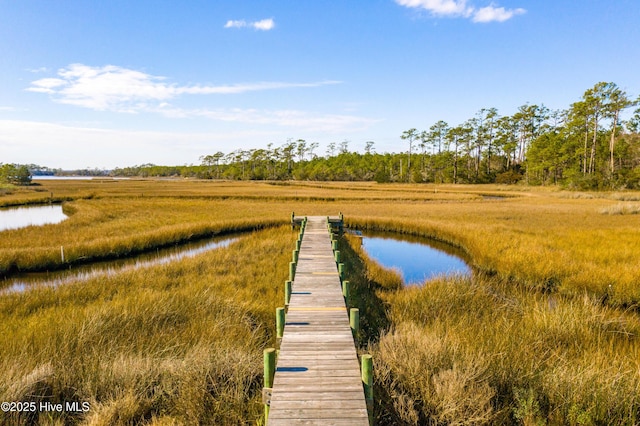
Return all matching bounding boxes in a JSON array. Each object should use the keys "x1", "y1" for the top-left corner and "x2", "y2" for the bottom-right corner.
[{"x1": 267, "y1": 216, "x2": 369, "y2": 425}]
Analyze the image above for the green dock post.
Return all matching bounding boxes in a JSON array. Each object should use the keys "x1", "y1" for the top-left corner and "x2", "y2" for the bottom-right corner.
[
  {"x1": 338, "y1": 263, "x2": 344, "y2": 280},
  {"x1": 332, "y1": 240, "x2": 338, "y2": 251},
  {"x1": 289, "y1": 261, "x2": 296, "y2": 281},
  {"x1": 263, "y1": 348, "x2": 276, "y2": 420},
  {"x1": 350, "y1": 308, "x2": 360, "y2": 338},
  {"x1": 285, "y1": 280, "x2": 292, "y2": 305},
  {"x1": 335, "y1": 250, "x2": 340, "y2": 264},
  {"x1": 361, "y1": 354, "x2": 373, "y2": 424},
  {"x1": 296, "y1": 239, "x2": 301, "y2": 251},
  {"x1": 342, "y1": 280, "x2": 350, "y2": 301},
  {"x1": 276, "y1": 307, "x2": 285, "y2": 339},
  {"x1": 293, "y1": 249, "x2": 299, "y2": 263}
]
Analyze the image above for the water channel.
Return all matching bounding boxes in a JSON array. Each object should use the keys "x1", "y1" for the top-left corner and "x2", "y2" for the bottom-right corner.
[
  {"x1": 0, "y1": 205, "x2": 68, "y2": 231},
  {"x1": 1, "y1": 235, "x2": 238, "y2": 294},
  {"x1": 360, "y1": 231, "x2": 471, "y2": 285}
]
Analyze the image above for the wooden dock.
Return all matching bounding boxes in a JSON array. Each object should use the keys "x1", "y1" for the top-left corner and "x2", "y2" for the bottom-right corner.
[{"x1": 266, "y1": 216, "x2": 370, "y2": 425}]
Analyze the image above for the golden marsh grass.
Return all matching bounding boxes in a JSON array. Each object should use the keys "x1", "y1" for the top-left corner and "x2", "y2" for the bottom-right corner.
[{"x1": 2, "y1": 179, "x2": 640, "y2": 424}]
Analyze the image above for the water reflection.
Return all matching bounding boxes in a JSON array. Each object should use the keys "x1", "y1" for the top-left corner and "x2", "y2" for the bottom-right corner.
[
  {"x1": 1, "y1": 235, "x2": 237, "y2": 294},
  {"x1": 361, "y1": 231, "x2": 470, "y2": 285},
  {"x1": 0, "y1": 205, "x2": 67, "y2": 231}
]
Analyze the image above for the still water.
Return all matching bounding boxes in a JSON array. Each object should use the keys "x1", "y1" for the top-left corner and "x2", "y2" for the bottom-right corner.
[
  {"x1": 0, "y1": 205, "x2": 68, "y2": 231},
  {"x1": 361, "y1": 232, "x2": 470, "y2": 285},
  {"x1": 1, "y1": 235, "x2": 237, "y2": 294}
]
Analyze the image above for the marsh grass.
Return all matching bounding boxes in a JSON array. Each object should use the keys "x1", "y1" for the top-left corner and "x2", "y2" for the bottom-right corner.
[
  {"x1": 4, "y1": 180, "x2": 640, "y2": 424},
  {"x1": 347, "y1": 238, "x2": 640, "y2": 424},
  {"x1": 0, "y1": 226, "x2": 294, "y2": 425},
  {"x1": 600, "y1": 203, "x2": 640, "y2": 215}
]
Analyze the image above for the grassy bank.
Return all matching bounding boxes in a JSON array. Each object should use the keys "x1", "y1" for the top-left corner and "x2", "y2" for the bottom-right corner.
[
  {"x1": 0, "y1": 226, "x2": 294, "y2": 425},
  {"x1": 342, "y1": 234, "x2": 640, "y2": 425},
  {"x1": 342, "y1": 194, "x2": 640, "y2": 309}
]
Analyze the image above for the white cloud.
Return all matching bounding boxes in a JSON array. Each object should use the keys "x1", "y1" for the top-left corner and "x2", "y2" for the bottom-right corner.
[
  {"x1": 224, "y1": 18, "x2": 275, "y2": 31},
  {"x1": 395, "y1": 0, "x2": 472, "y2": 17},
  {"x1": 251, "y1": 19, "x2": 275, "y2": 31},
  {"x1": 395, "y1": 0, "x2": 525, "y2": 22},
  {"x1": 472, "y1": 5, "x2": 526, "y2": 23},
  {"x1": 224, "y1": 19, "x2": 247, "y2": 29},
  {"x1": 27, "y1": 64, "x2": 340, "y2": 113}
]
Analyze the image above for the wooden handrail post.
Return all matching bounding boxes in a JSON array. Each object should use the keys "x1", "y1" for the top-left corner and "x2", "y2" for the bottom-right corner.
[
  {"x1": 263, "y1": 348, "x2": 276, "y2": 420},
  {"x1": 289, "y1": 261, "x2": 296, "y2": 281},
  {"x1": 350, "y1": 308, "x2": 359, "y2": 338},
  {"x1": 334, "y1": 250, "x2": 340, "y2": 264},
  {"x1": 285, "y1": 280, "x2": 292, "y2": 305},
  {"x1": 361, "y1": 354, "x2": 374, "y2": 425},
  {"x1": 276, "y1": 307, "x2": 285, "y2": 340},
  {"x1": 342, "y1": 280, "x2": 350, "y2": 301}
]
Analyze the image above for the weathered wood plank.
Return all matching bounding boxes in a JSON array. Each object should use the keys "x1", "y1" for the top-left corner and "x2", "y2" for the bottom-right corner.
[
  {"x1": 269, "y1": 408, "x2": 369, "y2": 419},
  {"x1": 269, "y1": 419, "x2": 369, "y2": 426},
  {"x1": 271, "y1": 391, "x2": 365, "y2": 400}
]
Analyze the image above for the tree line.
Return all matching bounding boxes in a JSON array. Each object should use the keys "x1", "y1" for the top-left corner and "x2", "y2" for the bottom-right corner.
[
  {"x1": 182, "y1": 81, "x2": 639, "y2": 189},
  {"x1": 7, "y1": 81, "x2": 639, "y2": 189}
]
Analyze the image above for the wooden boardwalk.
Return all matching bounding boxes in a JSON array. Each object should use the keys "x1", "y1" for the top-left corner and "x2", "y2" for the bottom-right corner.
[{"x1": 267, "y1": 216, "x2": 369, "y2": 425}]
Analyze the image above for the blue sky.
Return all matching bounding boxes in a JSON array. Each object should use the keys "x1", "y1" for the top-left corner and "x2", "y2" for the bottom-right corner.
[{"x1": 1, "y1": 0, "x2": 639, "y2": 169}]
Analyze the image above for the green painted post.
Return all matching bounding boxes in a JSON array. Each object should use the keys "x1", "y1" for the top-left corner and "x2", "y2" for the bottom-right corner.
[
  {"x1": 338, "y1": 263, "x2": 344, "y2": 280},
  {"x1": 264, "y1": 348, "x2": 276, "y2": 420},
  {"x1": 285, "y1": 280, "x2": 292, "y2": 305},
  {"x1": 292, "y1": 249, "x2": 299, "y2": 263},
  {"x1": 276, "y1": 307, "x2": 285, "y2": 339},
  {"x1": 289, "y1": 261, "x2": 296, "y2": 281},
  {"x1": 361, "y1": 354, "x2": 374, "y2": 424},
  {"x1": 332, "y1": 240, "x2": 338, "y2": 251},
  {"x1": 296, "y1": 239, "x2": 301, "y2": 251},
  {"x1": 334, "y1": 250, "x2": 340, "y2": 264},
  {"x1": 350, "y1": 308, "x2": 360, "y2": 338},
  {"x1": 342, "y1": 280, "x2": 350, "y2": 301}
]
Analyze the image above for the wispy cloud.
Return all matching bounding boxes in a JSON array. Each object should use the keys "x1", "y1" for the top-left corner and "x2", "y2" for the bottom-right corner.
[
  {"x1": 23, "y1": 64, "x2": 372, "y2": 133},
  {"x1": 0, "y1": 119, "x2": 277, "y2": 168},
  {"x1": 224, "y1": 18, "x2": 275, "y2": 31},
  {"x1": 472, "y1": 5, "x2": 526, "y2": 23},
  {"x1": 395, "y1": 0, "x2": 473, "y2": 18},
  {"x1": 27, "y1": 64, "x2": 340, "y2": 113},
  {"x1": 395, "y1": 0, "x2": 525, "y2": 23},
  {"x1": 155, "y1": 106, "x2": 379, "y2": 132}
]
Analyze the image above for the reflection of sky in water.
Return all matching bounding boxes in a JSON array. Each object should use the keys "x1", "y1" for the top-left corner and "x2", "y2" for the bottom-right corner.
[
  {"x1": 362, "y1": 236, "x2": 470, "y2": 285},
  {"x1": 2, "y1": 237, "x2": 236, "y2": 295},
  {"x1": 0, "y1": 205, "x2": 68, "y2": 231}
]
